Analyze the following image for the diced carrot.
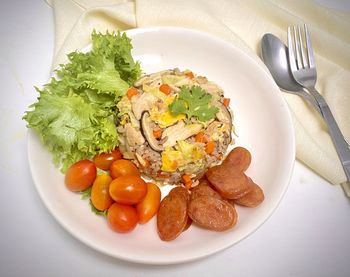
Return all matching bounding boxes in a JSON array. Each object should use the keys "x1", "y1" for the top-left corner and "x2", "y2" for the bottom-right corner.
[
  {"x1": 205, "y1": 141, "x2": 216, "y2": 155},
  {"x1": 184, "y1": 181, "x2": 192, "y2": 190},
  {"x1": 159, "y1": 84, "x2": 172, "y2": 95},
  {"x1": 127, "y1": 87, "x2": 138, "y2": 99},
  {"x1": 185, "y1": 71, "x2": 194, "y2": 79},
  {"x1": 182, "y1": 174, "x2": 191, "y2": 184},
  {"x1": 223, "y1": 98, "x2": 230, "y2": 107},
  {"x1": 195, "y1": 132, "x2": 208, "y2": 143},
  {"x1": 182, "y1": 174, "x2": 192, "y2": 189},
  {"x1": 153, "y1": 129, "x2": 162, "y2": 139}
]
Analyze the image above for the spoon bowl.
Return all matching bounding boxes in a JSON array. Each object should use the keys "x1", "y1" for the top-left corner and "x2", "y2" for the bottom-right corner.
[
  {"x1": 261, "y1": 33, "x2": 302, "y2": 92},
  {"x1": 261, "y1": 33, "x2": 320, "y2": 113}
]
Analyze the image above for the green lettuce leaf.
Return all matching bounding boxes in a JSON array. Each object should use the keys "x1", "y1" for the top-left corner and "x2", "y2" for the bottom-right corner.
[
  {"x1": 24, "y1": 92, "x2": 118, "y2": 171},
  {"x1": 24, "y1": 30, "x2": 141, "y2": 171},
  {"x1": 92, "y1": 30, "x2": 141, "y2": 84}
]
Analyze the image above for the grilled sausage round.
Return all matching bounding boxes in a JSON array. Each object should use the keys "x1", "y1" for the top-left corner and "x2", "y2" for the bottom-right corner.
[
  {"x1": 224, "y1": 147, "x2": 252, "y2": 172},
  {"x1": 188, "y1": 196, "x2": 238, "y2": 231},
  {"x1": 206, "y1": 168, "x2": 252, "y2": 199},
  {"x1": 169, "y1": 186, "x2": 190, "y2": 202},
  {"x1": 190, "y1": 181, "x2": 222, "y2": 201},
  {"x1": 234, "y1": 178, "x2": 265, "y2": 207},
  {"x1": 157, "y1": 187, "x2": 189, "y2": 241}
]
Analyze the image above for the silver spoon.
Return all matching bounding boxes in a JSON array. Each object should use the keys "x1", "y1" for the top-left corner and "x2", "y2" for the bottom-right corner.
[{"x1": 261, "y1": 33, "x2": 321, "y2": 114}]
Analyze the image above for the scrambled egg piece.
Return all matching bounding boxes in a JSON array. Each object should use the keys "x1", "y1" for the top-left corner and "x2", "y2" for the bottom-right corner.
[
  {"x1": 161, "y1": 148, "x2": 183, "y2": 172},
  {"x1": 161, "y1": 141, "x2": 205, "y2": 172},
  {"x1": 177, "y1": 141, "x2": 204, "y2": 161},
  {"x1": 150, "y1": 107, "x2": 186, "y2": 128}
]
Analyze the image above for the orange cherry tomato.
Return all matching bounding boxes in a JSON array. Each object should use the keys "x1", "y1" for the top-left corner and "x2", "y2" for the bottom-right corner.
[
  {"x1": 107, "y1": 203, "x2": 138, "y2": 233},
  {"x1": 93, "y1": 149, "x2": 122, "y2": 171},
  {"x1": 109, "y1": 159, "x2": 140, "y2": 179},
  {"x1": 65, "y1": 160, "x2": 96, "y2": 192},
  {"x1": 109, "y1": 175, "x2": 147, "y2": 205},
  {"x1": 91, "y1": 174, "x2": 114, "y2": 211},
  {"x1": 136, "y1": 182, "x2": 161, "y2": 224}
]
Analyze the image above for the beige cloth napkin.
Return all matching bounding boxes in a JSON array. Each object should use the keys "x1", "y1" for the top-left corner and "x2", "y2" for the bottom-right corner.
[{"x1": 46, "y1": 0, "x2": 350, "y2": 189}]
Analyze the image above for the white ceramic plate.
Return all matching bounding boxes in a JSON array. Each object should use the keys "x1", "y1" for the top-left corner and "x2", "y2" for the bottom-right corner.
[{"x1": 28, "y1": 27, "x2": 295, "y2": 264}]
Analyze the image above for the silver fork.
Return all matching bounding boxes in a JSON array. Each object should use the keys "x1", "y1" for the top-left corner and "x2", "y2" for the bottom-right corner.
[{"x1": 287, "y1": 24, "x2": 350, "y2": 190}]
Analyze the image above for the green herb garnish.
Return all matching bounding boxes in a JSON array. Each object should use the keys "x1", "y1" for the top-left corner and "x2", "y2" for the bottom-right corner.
[{"x1": 169, "y1": 86, "x2": 219, "y2": 122}]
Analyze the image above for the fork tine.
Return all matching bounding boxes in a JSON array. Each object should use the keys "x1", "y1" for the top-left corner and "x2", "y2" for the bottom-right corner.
[
  {"x1": 297, "y1": 26, "x2": 308, "y2": 68},
  {"x1": 293, "y1": 26, "x2": 303, "y2": 70},
  {"x1": 287, "y1": 26, "x2": 297, "y2": 72},
  {"x1": 304, "y1": 24, "x2": 315, "y2": 68}
]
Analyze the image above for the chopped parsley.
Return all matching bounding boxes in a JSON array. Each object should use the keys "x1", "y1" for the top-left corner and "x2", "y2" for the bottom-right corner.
[{"x1": 169, "y1": 86, "x2": 219, "y2": 122}]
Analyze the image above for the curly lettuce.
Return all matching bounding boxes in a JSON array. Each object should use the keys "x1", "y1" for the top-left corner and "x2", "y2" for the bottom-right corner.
[{"x1": 23, "y1": 30, "x2": 141, "y2": 171}]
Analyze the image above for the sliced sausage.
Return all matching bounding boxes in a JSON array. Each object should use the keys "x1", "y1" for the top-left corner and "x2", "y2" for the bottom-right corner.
[
  {"x1": 234, "y1": 178, "x2": 264, "y2": 207},
  {"x1": 188, "y1": 196, "x2": 238, "y2": 231},
  {"x1": 206, "y1": 167, "x2": 252, "y2": 199},
  {"x1": 168, "y1": 186, "x2": 193, "y2": 233},
  {"x1": 223, "y1": 147, "x2": 252, "y2": 172},
  {"x1": 190, "y1": 181, "x2": 222, "y2": 201},
  {"x1": 169, "y1": 186, "x2": 190, "y2": 202},
  {"x1": 157, "y1": 189, "x2": 188, "y2": 241},
  {"x1": 183, "y1": 217, "x2": 192, "y2": 232}
]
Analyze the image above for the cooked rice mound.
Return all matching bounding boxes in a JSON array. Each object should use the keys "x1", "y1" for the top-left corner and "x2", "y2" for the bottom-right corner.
[{"x1": 116, "y1": 68, "x2": 233, "y2": 185}]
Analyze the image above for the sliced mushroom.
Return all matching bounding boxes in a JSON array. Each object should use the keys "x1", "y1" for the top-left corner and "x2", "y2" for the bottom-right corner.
[
  {"x1": 161, "y1": 121, "x2": 203, "y2": 148},
  {"x1": 131, "y1": 92, "x2": 158, "y2": 120},
  {"x1": 141, "y1": 111, "x2": 164, "y2": 152},
  {"x1": 216, "y1": 104, "x2": 232, "y2": 124}
]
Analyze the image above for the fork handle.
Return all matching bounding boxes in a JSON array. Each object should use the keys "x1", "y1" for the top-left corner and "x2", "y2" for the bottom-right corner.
[{"x1": 308, "y1": 87, "x2": 350, "y2": 182}]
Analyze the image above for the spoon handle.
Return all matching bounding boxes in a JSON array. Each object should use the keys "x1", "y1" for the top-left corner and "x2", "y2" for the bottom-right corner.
[{"x1": 308, "y1": 87, "x2": 350, "y2": 182}]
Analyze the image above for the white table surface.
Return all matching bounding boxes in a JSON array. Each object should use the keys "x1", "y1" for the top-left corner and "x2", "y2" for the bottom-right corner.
[{"x1": 1, "y1": 1, "x2": 349, "y2": 276}]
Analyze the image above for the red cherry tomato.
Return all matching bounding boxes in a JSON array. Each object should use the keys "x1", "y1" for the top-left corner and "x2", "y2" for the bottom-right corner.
[
  {"x1": 109, "y1": 159, "x2": 140, "y2": 179},
  {"x1": 107, "y1": 203, "x2": 138, "y2": 233},
  {"x1": 93, "y1": 149, "x2": 122, "y2": 170},
  {"x1": 109, "y1": 175, "x2": 147, "y2": 205},
  {"x1": 65, "y1": 160, "x2": 96, "y2": 192},
  {"x1": 91, "y1": 174, "x2": 114, "y2": 211},
  {"x1": 136, "y1": 182, "x2": 161, "y2": 224}
]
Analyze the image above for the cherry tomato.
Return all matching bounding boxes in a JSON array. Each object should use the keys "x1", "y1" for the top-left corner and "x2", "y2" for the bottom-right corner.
[
  {"x1": 109, "y1": 175, "x2": 147, "y2": 205},
  {"x1": 93, "y1": 149, "x2": 122, "y2": 170},
  {"x1": 107, "y1": 203, "x2": 138, "y2": 233},
  {"x1": 65, "y1": 160, "x2": 96, "y2": 192},
  {"x1": 109, "y1": 159, "x2": 140, "y2": 179},
  {"x1": 91, "y1": 174, "x2": 114, "y2": 211},
  {"x1": 136, "y1": 182, "x2": 161, "y2": 224}
]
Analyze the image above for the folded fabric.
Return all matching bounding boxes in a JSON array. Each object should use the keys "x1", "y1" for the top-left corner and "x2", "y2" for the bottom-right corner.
[{"x1": 46, "y1": 0, "x2": 350, "y2": 188}]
